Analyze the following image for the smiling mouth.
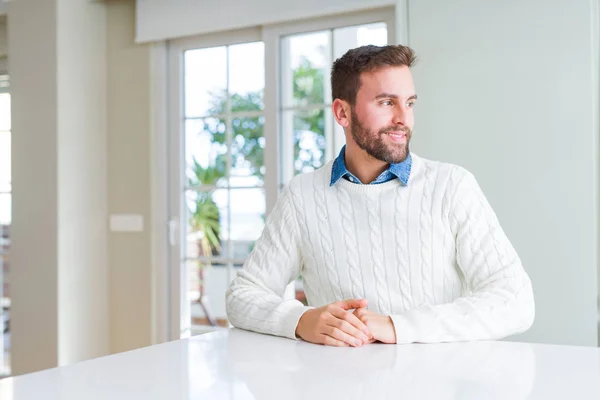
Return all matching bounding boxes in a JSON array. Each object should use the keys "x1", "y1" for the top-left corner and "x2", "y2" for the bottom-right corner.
[{"x1": 385, "y1": 131, "x2": 407, "y2": 141}]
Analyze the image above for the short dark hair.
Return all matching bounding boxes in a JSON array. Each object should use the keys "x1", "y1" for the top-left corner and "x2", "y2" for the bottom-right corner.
[{"x1": 331, "y1": 45, "x2": 417, "y2": 105}]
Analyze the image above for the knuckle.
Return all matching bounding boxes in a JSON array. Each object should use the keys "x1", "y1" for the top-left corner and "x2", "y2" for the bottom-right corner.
[
  {"x1": 328, "y1": 330, "x2": 337, "y2": 338},
  {"x1": 326, "y1": 326, "x2": 337, "y2": 337}
]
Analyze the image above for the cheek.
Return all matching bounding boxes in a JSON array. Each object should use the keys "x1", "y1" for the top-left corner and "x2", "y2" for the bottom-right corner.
[
  {"x1": 363, "y1": 108, "x2": 392, "y2": 130},
  {"x1": 406, "y1": 110, "x2": 415, "y2": 127}
]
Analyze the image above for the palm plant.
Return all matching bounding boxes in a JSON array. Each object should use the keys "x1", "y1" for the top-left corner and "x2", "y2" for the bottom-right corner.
[
  {"x1": 188, "y1": 156, "x2": 225, "y2": 326},
  {"x1": 190, "y1": 192, "x2": 221, "y2": 259}
]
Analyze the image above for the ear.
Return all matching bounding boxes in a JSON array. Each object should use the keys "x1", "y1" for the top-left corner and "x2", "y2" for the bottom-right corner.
[{"x1": 332, "y1": 99, "x2": 351, "y2": 128}]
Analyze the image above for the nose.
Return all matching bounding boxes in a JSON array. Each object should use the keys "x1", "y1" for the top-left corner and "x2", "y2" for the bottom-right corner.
[{"x1": 392, "y1": 105, "x2": 408, "y2": 126}]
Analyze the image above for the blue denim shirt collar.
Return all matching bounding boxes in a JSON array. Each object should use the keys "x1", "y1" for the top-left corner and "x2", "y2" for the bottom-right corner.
[{"x1": 330, "y1": 145, "x2": 412, "y2": 187}]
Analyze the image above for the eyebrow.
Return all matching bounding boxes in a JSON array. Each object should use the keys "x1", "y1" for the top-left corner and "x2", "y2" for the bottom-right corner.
[{"x1": 375, "y1": 93, "x2": 418, "y2": 101}]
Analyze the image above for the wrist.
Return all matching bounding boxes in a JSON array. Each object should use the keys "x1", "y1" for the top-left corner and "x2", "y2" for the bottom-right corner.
[
  {"x1": 283, "y1": 304, "x2": 313, "y2": 341},
  {"x1": 295, "y1": 308, "x2": 311, "y2": 339}
]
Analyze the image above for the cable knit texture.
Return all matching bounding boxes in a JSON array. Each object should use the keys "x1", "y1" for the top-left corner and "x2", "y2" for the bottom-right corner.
[{"x1": 226, "y1": 154, "x2": 535, "y2": 343}]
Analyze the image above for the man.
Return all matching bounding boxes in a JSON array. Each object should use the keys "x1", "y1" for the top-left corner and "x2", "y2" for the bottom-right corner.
[{"x1": 226, "y1": 45, "x2": 535, "y2": 347}]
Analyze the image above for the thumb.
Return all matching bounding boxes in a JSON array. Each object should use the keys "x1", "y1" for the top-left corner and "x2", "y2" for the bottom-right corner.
[{"x1": 336, "y1": 298, "x2": 368, "y2": 310}]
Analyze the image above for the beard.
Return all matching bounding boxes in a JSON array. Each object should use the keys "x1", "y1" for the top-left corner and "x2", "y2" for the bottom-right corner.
[{"x1": 350, "y1": 109, "x2": 411, "y2": 164}]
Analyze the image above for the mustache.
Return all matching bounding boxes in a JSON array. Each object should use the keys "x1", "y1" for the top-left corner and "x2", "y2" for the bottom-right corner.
[{"x1": 379, "y1": 125, "x2": 411, "y2": 135}]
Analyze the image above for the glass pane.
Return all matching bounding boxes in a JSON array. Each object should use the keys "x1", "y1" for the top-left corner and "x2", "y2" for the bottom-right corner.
[
  {"x1": 230, "y1": 117, "x2": 264, "y2": 186},
  {"x1": 282, "y1": 109, "x2": 327, "y2": 175},
  {"x1": 185, "y1": 118, "x2": 228, "y2": 188},
  {"x1": 185, "y1": 46, "x2": 227, "y2": 118},
  {"x1": 185, "y1": 189, "x2": 229, "y2": 260},
  {"x1": 187, "y1": 260, "x2": 231, "y2": 335},
  {"x1": 281, "y1": 31, "x2": 331, "y2": 107},
  {"x1": 0, "y1": 194, "x2": 9, "y2": 225},
  {"x1": 0, "y1": 94, "x2": 10, "y2": 131},
  {"x1": 0, "y1": 132, "x2": 9, "y2": 192},
  {"x1": 333, "y1": 22, "x2": 388, "y2": 60},
  {"x1": 229, "y1": 42, "x2": 265, "y2": 111},
  {"x1": 230, "y1": 188, "x2": 265, "y2": 260}
]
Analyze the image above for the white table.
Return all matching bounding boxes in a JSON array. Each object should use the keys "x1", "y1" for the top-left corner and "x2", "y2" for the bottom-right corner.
[{"x1": 1, "y1": 328, "x2": 600, "y2": 399}]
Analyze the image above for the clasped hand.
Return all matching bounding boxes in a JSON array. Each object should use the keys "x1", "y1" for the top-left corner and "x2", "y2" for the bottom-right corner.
[{"x1": 295, "y1": 299, "x2": 396, "y2": 347}]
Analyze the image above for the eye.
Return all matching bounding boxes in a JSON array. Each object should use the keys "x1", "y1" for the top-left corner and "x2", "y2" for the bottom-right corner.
[
  {"x1": 406, "y1": 99, "x2": 416, "y2": 108},
  {"x1": 380, "y1": 100, "x2": 394, "y2": 106}
]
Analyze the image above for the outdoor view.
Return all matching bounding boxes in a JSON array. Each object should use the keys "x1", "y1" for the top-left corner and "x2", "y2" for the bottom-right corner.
[
  {"x1": 0, "y1": 90, "x2": 10, "y2": 375},
  {"x1": 182, "y1": 23, "x2": 387, "y2": 334}
]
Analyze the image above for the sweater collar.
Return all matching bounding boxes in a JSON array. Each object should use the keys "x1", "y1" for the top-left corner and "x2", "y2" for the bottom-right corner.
[{"x1": 330, "y1": 145, "x2": 412, "y2": 187}]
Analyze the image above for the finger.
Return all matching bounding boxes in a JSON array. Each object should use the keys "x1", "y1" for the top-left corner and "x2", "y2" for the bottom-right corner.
[
  {"x1": 336, "y1": 298, "x2": 368, "y2": 310},
  {"x1": 320, "y1": 334, "x2": 349, "y2": 347},
  {"x1": 323, "y1": 326, "x2": 363, "y2": 347},
  {"x1": 327, "y1": 317, "x2": 370, "y2": 343},
  {"x1": 353, "y1": 308, "x2": 367, "y2": 318},
  {"x1": 330, "y1": 308, "x2": 372, "y2": 338}
]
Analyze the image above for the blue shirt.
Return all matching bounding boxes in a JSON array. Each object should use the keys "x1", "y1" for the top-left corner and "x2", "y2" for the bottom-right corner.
[{"x1": 329, "y1": 145, "x2": 412, "y2": 187}]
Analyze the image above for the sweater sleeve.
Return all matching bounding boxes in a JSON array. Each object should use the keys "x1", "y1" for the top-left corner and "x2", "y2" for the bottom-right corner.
[
  {"x1": 390, "y1": 169, "x2": 535, "y2": 344},
  {"x1": 225, "y1": 185, "x2": 312, "y2": 340}
]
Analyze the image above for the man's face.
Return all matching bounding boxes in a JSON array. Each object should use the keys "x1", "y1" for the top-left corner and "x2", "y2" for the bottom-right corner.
[{"x1": 349, "y1": 66, "x2": 416, "y2": 164}]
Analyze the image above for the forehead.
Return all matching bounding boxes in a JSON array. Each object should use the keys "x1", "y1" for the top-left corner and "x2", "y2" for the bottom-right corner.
[{"x1": 357, "y1": 66, "x2": 415, "y2": 98}]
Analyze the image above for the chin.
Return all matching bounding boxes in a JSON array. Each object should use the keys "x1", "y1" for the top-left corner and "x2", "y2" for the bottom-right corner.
[{"x1": 386, "y1": 149, "x2": 409, "y2": 164}]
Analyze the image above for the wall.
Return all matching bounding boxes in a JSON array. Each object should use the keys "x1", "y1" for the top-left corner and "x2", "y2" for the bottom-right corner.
[
  {"x1": 9, "y1": 0, "x2": 60, "y2": 374},
  {"x1": 408, "y1": 0, "x2": 599, "y2": 346},
  {"x1": 10, "y1": 0, "x2": 155, "y2": 373},
  {"x1": 8, "y1": 0, "x2": 110, "y2": 375},
  {"x1": 106, "y1": 0, "x2": 153, "y2": 354},
  {"x1": 0, "y1": 16, "x2": 6, "y2": 75}
]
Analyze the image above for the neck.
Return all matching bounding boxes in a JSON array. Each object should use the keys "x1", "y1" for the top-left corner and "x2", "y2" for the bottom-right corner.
[{"x1": 344, "y1": 142, "x2": 389, "y2": 184}]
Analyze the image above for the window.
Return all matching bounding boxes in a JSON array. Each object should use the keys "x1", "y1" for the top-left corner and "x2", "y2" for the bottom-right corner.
[
  {"x1": 168, "y1": 9, "x2": 394, "y2": 338},
  {"x1": 0, "y1": 78, "x2": 10, "y2": 376},
  {"x1": 169, "y1": 30, "x2": 267, "y2": 336},
  {"x1": 279, "y1": 23, "x2": 388, "y2": 185},
  {"x1": 185, "y1": 42, "x2": 266, "y2": 334}
]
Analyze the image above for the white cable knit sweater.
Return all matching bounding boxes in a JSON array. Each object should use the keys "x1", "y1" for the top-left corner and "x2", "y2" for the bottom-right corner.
[{"x1": 226, "y1": 154, "x2": 535, "y2": 344}]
